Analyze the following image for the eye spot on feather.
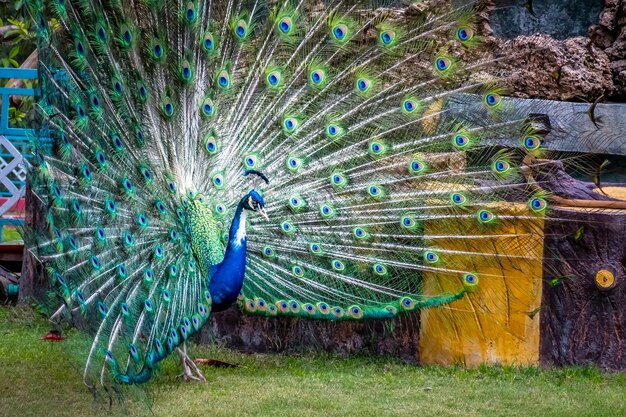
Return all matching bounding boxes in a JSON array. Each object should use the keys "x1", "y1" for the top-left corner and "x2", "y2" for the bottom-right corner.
[
  {"x1": 201, "y1": 98, "x2": 215, "y2": 118},
  {"x1": 385, "y1": 306, "x2": 398, "y2": 315},
  {"x1": 303, "y1": 303, "x2": 316, "y2": 315},
  {"x1": 493, "y1": 160, "x2": 510, "y2": 173},
  {"x1": 154, "y1": 245, "x2": 164, "y2": 259},
  {"x1": 477, "y1": 209, "x2": 495, "y2": 223},
  {"x1": 117, "y1": 263, "x2": 127, "y2": 280},
  {"x1": 266, "y1": 70, "x2": 281, "y2": 87},
  {"x1": 330, "y1": 172, "x2": 347, "y2": 188},
  {"x1": 326, "y1": 123, "x2": 344, "y2": 139},
  {"x1": 309, "y1": 243, "x2": 322, "y2": 255},
  {"x1": 244, "y1": 154, "x2": 258, "y2": 168},
  {"x1": 332, "y1": 24, "x2": 347, "y2": 41},
  {"x1": 75, "y1": 39, "x2": 85, "y2": 56},
  {"x1": 317, "y1": 302, "x2": 330, "y2": 314},
  {"x1": 263, "y1": 246, "x2": 275, "y2": 258},
  {"x1": 155, "y1": 200, "x2": 167, "y2": 215},
  {"x1": 203, "y1": 32, "x2": 215, "y2": 52},
  {"x1": 348, "y1": 305, "x2": 363, "y2": 319},
  {"x1": 524, "y1": 136, "x2": 540, "y2": 150},
  {"x1": 380, "y1": 30, "x2": 394, "y2": 45},
  {"x1": 451, "y1": 192, "x2": 467, "y2": 205},
  {"x1": 90, "y1": 256, "x2": 100, "y2": 270},
  {"x1": 289, "y1": 300, "x2": 301, "y2": 313},
  {"x1": 153, "y1": 43, "x2": 163, "y2": 58},
  {"x1": 424, "y1": 251, "x2": 439, "y2": 263},
  {"x1": 217, "y1": 70, "x2": 230, "y2": 88},
  {"x1": 286, "y1": 156, "x2": 303, "y2": 172},
  {"x1": 215, "y1": 202, "x2": 226, "y2": 215},
  {"x1": 212, "y1": 172, "x2": 225, "y2": 189},
  {"x1": 236, "y1": 21, "x2": 247, "y2": 38},
  {"x1": 368, "y1": 140, "x2": 386, "y2": 157},
  {"x1": 485, "y1": 93, "x2": 501, "y2": 108},
  {"x1": 356, "y1": 77, "x2": 372, "y2": 94},
  {"x1": 278, "y1": 17, "x2": 292, "y2": 34},
  {"x1": 353, "y1": 227, "x2": 368, "y2": 240},
  {"x1": 332, "y1": 307, "x2": 344, "y2": 318},
  {"x1": 204, "y1": 134, "x2": 218, "y2": 155},
  {"x1": 401, "y1": 297, "x2": 415, "y2": 311},
  {"x1": 138, "y1": 84, "x2": 148, "y2": 102},
  {"x1": 122, "y1": 29, "x2": 132, "y2": 44},
  {"x1": 97, "y1": 301, "x2": 107, "y2": 316},
  {"x1": 185, "y1": 2, "x2": 197, "y2": 22},
  {"x1": 319, "y1": 203, "x2": 335, "y2": 219},
  {"x1": 457, "y1": 27, "x2": 474, "y2": 42},
  {"x1": 453, "y1": 134, "x2": 469, "y2": 149},
  {"x1": 529, "y1": 197, "x2": 547, "y2": 213},
  {"x1": 367, "y1": 184, "x2": 384, "y2": 199},
  {"x1": 136, "y1": 213, "x2": 148, "y2": 228},
  {"x1": 53, "y1": 183, "x2": 62, "y2": 198},
  {"x1": 169, "y1": 264, "x2": 178, "y2": 278},
  {"x1": 463, "y1": 273, "x2": 479, "y2": 289},
  {"x1": 283, "y1": 117, "x2": 298, "y2": 132},
  {"x1": 96, "y1": 226, "x2": 106, "y2": 241},
  {"x1": 435, "y1": 57, "x2": 451, "y2": 72},
  {"x1": 373, "y1": 263, "x2": 387, "y2": 276},
  {"x1": 409, "y1": 159, "x2": 426, "y2": 175},
  {"x1": 281, "y1": 220, "x2": 296, "y2": 235},
  {"x1": 332, "y1": 259, "x2": 345, "y2": 272},
  {"x1": 96, "y1": 24, "x2": 106, "y2": 42},
  {"x1": 104, "y1": 198, "x2": 117, "y2": 215},
  {"x1": 277, "y1": 301, "x2": 289, "y2": 313}
]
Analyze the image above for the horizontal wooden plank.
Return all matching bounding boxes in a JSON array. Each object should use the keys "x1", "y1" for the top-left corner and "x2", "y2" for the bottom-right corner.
[{"x1": 447, "y1": 96, "x2": 626, "y2": 156}]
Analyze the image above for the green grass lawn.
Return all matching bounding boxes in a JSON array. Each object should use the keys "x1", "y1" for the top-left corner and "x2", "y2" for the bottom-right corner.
[{"x1": 1, "y1": 306, "x2": 625, "y2": 417}]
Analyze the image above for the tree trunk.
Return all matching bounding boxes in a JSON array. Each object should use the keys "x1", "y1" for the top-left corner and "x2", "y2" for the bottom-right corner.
[
  {"x1": 540, "y1": 208, "x2": 626, "y2": 370},
  {"x1": 18, "y1": 182, "x2": 48, "y2": 304}
]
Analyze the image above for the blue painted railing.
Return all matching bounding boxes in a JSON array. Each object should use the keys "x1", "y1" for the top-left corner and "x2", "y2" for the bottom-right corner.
[{"x1": 0, "y1": 67, "x2": 39, "y2": 241}]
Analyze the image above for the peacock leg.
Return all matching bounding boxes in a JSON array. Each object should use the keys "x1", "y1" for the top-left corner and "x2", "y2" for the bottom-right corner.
[{"x1": 176, "y1": 343, "x2": 206, "y2": 382}]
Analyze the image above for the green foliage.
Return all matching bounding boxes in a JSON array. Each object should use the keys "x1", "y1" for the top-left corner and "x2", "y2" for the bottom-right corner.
[{"x1": 0, "y1": 0, "x2": 37, "y2": 127}]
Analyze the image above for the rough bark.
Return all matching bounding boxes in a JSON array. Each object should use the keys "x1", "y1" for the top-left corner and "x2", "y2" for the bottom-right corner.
[
  {"x1": 18, "y1": 182, "x2": 48, "y2": 304},
  {"x1": 540, "y1": 208, "x2": 626, "y2": 370}
]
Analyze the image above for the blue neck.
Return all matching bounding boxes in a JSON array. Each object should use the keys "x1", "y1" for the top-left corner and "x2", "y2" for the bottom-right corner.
[{"x1": 209, "y1": 198, "x2": 248, "y2": 312}]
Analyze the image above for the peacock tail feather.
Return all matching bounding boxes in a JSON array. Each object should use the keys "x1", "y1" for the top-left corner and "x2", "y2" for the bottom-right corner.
[{"x1": 26, "y1": 0, "x2": 554, "y2": 389}]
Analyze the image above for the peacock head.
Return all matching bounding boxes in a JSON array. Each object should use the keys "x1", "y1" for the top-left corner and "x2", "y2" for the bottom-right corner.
[
  {"x1": 241, "y1": 169, "x2": 270, "y2": 221},
  {"x1": 242, "y1": 190, "x2": 268, "y2": 221}
]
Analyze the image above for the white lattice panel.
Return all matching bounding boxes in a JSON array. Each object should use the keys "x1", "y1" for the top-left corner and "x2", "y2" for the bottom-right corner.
[{"x1": 0, "y1": 135, "x2": 26, "y2": 216}]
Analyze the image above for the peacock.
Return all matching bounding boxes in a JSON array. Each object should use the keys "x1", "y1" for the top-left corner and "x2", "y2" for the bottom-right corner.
[{"x1": 24, "y1": 0, "x2": 571, "y2": 391}]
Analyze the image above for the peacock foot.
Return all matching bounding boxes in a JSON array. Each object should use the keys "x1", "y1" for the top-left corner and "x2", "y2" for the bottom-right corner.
[{"x1": 176, "y1": 345, "x2": 206, "y2": 382}]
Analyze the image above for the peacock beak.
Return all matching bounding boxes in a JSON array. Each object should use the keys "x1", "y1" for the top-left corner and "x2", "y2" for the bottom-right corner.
[{"x1": 257, "y1": 208, "x2": 269, "y2": 221}]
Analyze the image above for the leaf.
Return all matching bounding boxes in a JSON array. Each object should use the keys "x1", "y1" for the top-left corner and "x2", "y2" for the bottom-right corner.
[{"x1": 9, "y1": 45, "x2": 20, "y2": 58}]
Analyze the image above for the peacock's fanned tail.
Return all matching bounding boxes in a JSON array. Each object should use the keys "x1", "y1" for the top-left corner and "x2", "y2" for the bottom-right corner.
[{"x1": 27, "y1": 0, "x2": 550, "y2": 388}]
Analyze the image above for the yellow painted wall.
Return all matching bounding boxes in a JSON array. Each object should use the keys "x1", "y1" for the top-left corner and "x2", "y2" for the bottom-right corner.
[{"x1": 419, "y1": 204, "x2": 545, "y2": 367}]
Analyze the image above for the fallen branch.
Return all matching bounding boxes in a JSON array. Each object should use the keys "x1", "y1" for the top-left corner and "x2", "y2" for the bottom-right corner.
[{"x1": 521, "y1": 155, "x2": 626, "y2": 210}]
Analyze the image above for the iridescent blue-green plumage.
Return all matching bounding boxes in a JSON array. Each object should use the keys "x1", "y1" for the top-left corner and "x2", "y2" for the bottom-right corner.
[{"x1": 26, "y1": 0, "x2": 550, "y2": 390}]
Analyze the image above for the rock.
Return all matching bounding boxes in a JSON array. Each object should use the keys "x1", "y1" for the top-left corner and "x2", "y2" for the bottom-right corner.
[
  {"x1": 499, "y1": 34, "x2": 613, "y2": 101},
  {"x1": 589, "y1": 0, "x2": 626, "y2": 100}
]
